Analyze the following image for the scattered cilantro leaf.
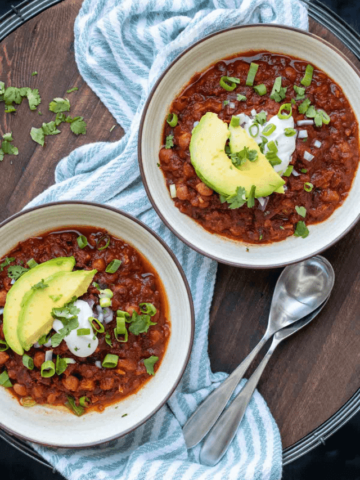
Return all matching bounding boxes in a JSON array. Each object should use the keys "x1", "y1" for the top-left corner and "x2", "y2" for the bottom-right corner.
[
  {"x1": 1, "y1": 140, "x2": 18, "y2": 155},
  {"x1": 165, "y1": 134, "x2": 174, "y2": 149},
  {"x1": 70, "y1": 117, "x2": 87, "y2": 135},
  {"x1": 32, "y1": 72, "x2": 38, "y2": 76},
  {"x1": 293, "y1": 85, "x2": 305, "y2": 100},
  {"x1": 0, "y1": 82, "x2": 5, "y2": 96},
  {"x1": 298, "y1": 98, "x2": 311, "y2": 114},
  {"x1": 0, "y1": 257, "x2": 15, "y2": 271},
  {"x1": 226, "y1": 186, "x2": 247, "y2": 210},
  {"x1": 255, "y1": 111, "x2": 267, "y2": 125},
  {"x1": 3, "y1": 132, "x2": 13, "y2": 142},
  {"x1": 30, "y1": 127, "x2": 45, "y2": 146},
  {"x1": 38, "y1": 110, "x2": 43, "y2": 115},
  {"x1": 55, "y1": 113, "x2": 66, "y2": 125},
  {"x1": 42, "y1": 121, "x2": 61, "y2": 136},
  {"x1": 31, "y1": 279, "x2": 49, "y2": 290},
  {"x1": 143, "y1": 356, "x2": 159, "y2": 375},
  {"x1": 258, "y1": 136, "x2": 268, "y2": 154},
  {"x1": 236, "y1": 94, "x2": 246, "y2": 101},
  {"x1": 5, "y1": 105, "x2": 16, "y2": 113},
  {"x1": 294, "y1": 221, "x2": 309, "y2": 238},
  {"x1": 270, "y1": 77, "x2": 287, "y2": 102},
  {"x1": 295, "y1": 206, "x2": 307, "y2": 218},
  {"x1": 223, "y1": 100, "x2": 229, "y2": 107},
  {"x1": 283, "y1": 165, "x2": 293, "y2": 177},
  {"x1": 4, "y1": 87, "x2": 22, "y2": 105},
  {"x1": 66, "y1": 87, "x2": 78, "y2": 93},
  {"x1": 229, "y1": 146, "x2": 258, "y2": 168},
  {"x1": 49, "y1": 97, "x2": 70, "y2": 113},
  {"x1": 27, "y1": 89, "x2": 41, "y2": 111},
  {"x1": 0, "y1": 151, "x2": 4, "y2": 161},
  {"x1": 128, "y1": 312, "x2": 157, "y2": 335},
  {"x1": 7, "y1": 265, "x2": 29, "y2": 280}
]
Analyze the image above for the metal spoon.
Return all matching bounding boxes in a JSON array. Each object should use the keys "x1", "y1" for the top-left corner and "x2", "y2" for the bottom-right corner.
[
  {"x1": 183, "y1": 256, "x2": 335, "y2": 449},
  {"x1": 200, "y1": 296, "x2": 331, "y2": 466}
]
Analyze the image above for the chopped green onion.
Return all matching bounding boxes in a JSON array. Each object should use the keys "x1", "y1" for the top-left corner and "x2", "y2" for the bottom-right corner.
[
  {"x1": 294, "y1": 221, "x2": 309, "y2": 238},
  {"x1": 114, "y1": 316, "x2": 128, "y2": 343},
  {"x1": 270, "y1": 77, "x2": 287, "y2": 102},
  {"x1": 20, "y1": 397, "x2": 36, "y2": 407},
  {"x1": 165, "y1": 134, "x2": 174, "y2": 149},
  {"x1": 79, "y1": 396, "x2": 90, "y2": 407},
  {"x1": 100, "y1": 297, "x2": 111, "y2": 308},
  {"x1": 99, "y1": 288, "x2": 113, "y2": 299},
  {"x1": 230, "y1": 116, "x2": 240, "y2": 128},
  {"x1": 117, "y1": 310, "x2": 131, "y2": 321},
  {"x1": 139, "y1": 303, "x2": 157, "y2": 316},
  {"x1": 105, "y1": 332, "x2": 112, "y2": 347},
  {"x1": 247, "y1": 185, "x2": 256, "y2": 208},
  {"x1": 102, "y1": 354, "x2": 119, "y2": 368},
  {"x1": 300, "y1": 64, "x2": 314, "y2": 87},
  {"x1": 105, "y1": 259, "x2": 121, "y2": 273},
  {"x1": 298, "y1": 98, "x2": 311, "y2": 114},
  {"x1": 283, "y1": 165, "x2": 293, "y2": 177},
  {"x1": 89, "y1": 316, "x2": 105, "y2": 333},
  {"x1": 301, "y1": 168, "x2": 308, "y2": 173},
  {"x1": 22, "y1": 354, "x2": 34, "y2": 370},
  {"x1": 166, "y1": 113, "x2": 178, "y2": 127},
  {"x1": 0, "y1": 340, "x2": 9, "y2": 352},
  {"x1": 41, "y1": 360, "x2": 55, "y2": 378},
  {"x1": 237, "y1": 94, "x2": 246, "y2": 101},
  {"x1": 77, "y1": 235, "x2": 88, "y2": 249},
  {"x1": 305, "y1": 105, "x2": 316, "y2": 118},
  {"x1": 314, "y1": 113, "x2": 322, "y2": 127},
  {"x1": 143, "y1": 356, "x2": 159, "y2": 375},
  {"x1": 249, "y1": 123, "x2": 259, "y2": 138},
  {"x1": 293, "y1": 85, "x2": 306, "y2": 99},
  {"x1": 27, "y1": 258, "x2": 38, "y2": 269},
  {"x1": 304, "y1": 182, "x2": 313, "y2": 192},
  {"x1": 277, "y1": 103, "x2": 292, "y2": 120},
  {"x1": 284, "y1": 128, "x2": 296, "y2": 137},
  {"x1": 223, "y1": 100, "x2": 229, "y2": 107},
  {"x1": 37, "y1": 334, "x2": 50, "y2": 345},
  {"x1": 295, "y1": 206, "x2": 307, "y2": 218},
  {"x1": 262, "y1": 123, "x2": 276, "y2": 137},
  {"x1": 55, "y1": 356, "x2": 74, "y2": 376},
  {"x1": 96, "y1": 234, "x2": 110, "y2": 251},
  {"x1": 77, "y1": 328, "x2": 91, "y2": 336},
  {"x1": 246, "y1": 63, "x2": 259, "y2": 86},
  {"x1": 318, "y1": 109, "x2": 330, "y2": 125},
  {"x1": 0, "y1": 371, "x2": 12, "y2": 388},
  {"x1": 265, "y1": 141, "x2": 282, "y2": 166},
  {"x1": 66, "y1": 396, "x2": 84, "y2": 416},
  {"x1": 219, "y1": 76, "x2": 239, "y2": 92},
  {"x1": 253, "y1": 84, "x2": 267, "y2": 96}
]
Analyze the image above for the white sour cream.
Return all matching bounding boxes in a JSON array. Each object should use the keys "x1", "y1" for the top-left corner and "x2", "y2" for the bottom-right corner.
[
  {"x1": 237, "y1": 111, "x2": 296, "y2": 175},
  {"x1": 52, "y1": 299, "x2": 98, "y2": 358}
]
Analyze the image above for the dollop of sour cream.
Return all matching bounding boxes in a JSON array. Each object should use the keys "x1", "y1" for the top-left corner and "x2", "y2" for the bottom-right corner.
[
  {"x1": 52, "y1": 299, "x2": 98, "y2": 357},
  {"x1": 237, "y1": 111, "x2": 296, "y2": 175}
]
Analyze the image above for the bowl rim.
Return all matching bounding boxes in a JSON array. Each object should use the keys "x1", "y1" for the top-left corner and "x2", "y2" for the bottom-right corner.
[
  {"x1": 138, "y1": 23, "x2": 360, "y2": 269},
  {"x1": 0, "y1": 200, "x2": 195, "y2": 448}
]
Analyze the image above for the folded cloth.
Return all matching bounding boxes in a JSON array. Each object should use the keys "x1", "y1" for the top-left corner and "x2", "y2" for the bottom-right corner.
[{"x1": 28, "y1": 0, "x2": 308, "y2": 478}]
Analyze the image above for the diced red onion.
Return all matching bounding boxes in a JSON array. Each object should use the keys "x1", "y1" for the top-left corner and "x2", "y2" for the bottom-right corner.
[
  {"x1": 297, "y1": 119, "x2": 314, "y2": 126},
  {"x1": 95, "y1": 361, "x2": 102, "y2": 369},
  {"x1": 229, "y1": 102, "x2": 235, "y2": 109},
  {"x1": 292, "y1": 170, "x2": 301, "y2": 177},
  {"x1": 10, "y1": 279, "x2": 15, "y2": 285},
  {"x1": 103, "y1": 308, "x2": 113, "y2": 324},
  {"x1": 251, "y1": 109, "x2": 257, "y2": 117},
  {"x1": 193, "y1": 121, "x2": 199, "y2": 128},
  {"x1": 298, "y1": 130, "x2": 308, "y2": 139},
  {"x1": 0, "y1": 308, "x2": 3, "y2": 315},
  {"x1": 34, "y1": 342, "x2": 41, "y2": 348},
  {"x1": 283, "y1": 185, "x2": 288, "y2": 192},
  {"x1": 170, "y1": 184, "x2": 177, "y2": 198},
  {"x1": 257, "y1": 196, "x2": 269, "y2": 211},
  {"x1": 44, "y1": 338, "x2": 52, "y2": 348},
  {"x1": 304, "y1": 151, "x2": 314, "y2": 162},
  {"x1": 96, "y1": 305, "x2": 104, "y2": 323},
  {"x1": 45, "y1": 350, "x2": 53, "y2": 362},
  {"x1": 84, "y1": 298, "x2": 95, "y2": 309},
  {"x1": 314, "y1": 140, "x2": 322, "y2": 148}
]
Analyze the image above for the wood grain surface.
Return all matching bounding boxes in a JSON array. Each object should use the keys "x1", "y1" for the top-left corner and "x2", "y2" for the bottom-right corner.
[{"x1": 0, "y1": 0, "x2": 359, "y2": 450}]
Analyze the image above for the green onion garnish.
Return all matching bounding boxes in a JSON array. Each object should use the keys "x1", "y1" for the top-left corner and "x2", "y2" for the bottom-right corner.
[
  {"x1": 77, "y1": 235, "x2": 88, "y2": 249},
  {"x1": 247, "y1": 185, "x2": 256, "y2": 208},
  {"x1": 253, "y1": 84, "x2": 267, "y2": 96},
  {"x1": 237, "y1": 94, "x2": 246, "y2": 101},
  {"x1": 230, "y1": 116, "x2": 240, "y2": 128},
  {"x1": 166, "y1": 113, "x2": 178, "y2": 127},
  {"x1": 219, "y1": 76, "x2": 240, "y2": 91},
  {"x1": 294, "y1": 221, "x2": 309, "y2": 238},
  {"x1": 96, "y1": 234, "x2": 110, "y2": 251},
  {"x1": 143, "y1": 356, "x2": 159, "y2": 375},
  {"x1": 105, "y1": 259, "x2": 121, "y2": 273},
  {"x1": 55, "y1": 356, "x2": 73, "y2": 376},
  {"x1": 298, "y1": 98, "x2": 311, "y2": 114},
  {"x1": 66, "y1": 396, "x2": 84, "y2": 416},
  {"x1": 100, "y1": 297, "x2": 111, "y2": 308},
  {"x1": 262, "y1": 123, "x2": 276, "y2": 137},
  {"x1": 300, "y1": 64, "x2": 314, "y2": 87},
  {"x1": 293, "y1": 85, "x2": 306, "y2": 100},
  {"x1": 114, "y1": 316, "x2": 128, "y2": 343},
  {"x1": 284, "y1": 128, "x2": 296, "y2": 137},
  {"x1": 265, "y1": 141, "x2": 282, "y2": 166},
  {"x1": 304, "y1": 182, "x2": 313, "y2": 192},
  {"x1": 102, "y1": 354, "x2": 119, "y2": 368},
  {"x1": 139, "y1": 303, "x2": 157, "y2": 316},
  {"x1": 22, "y1": 354, "x2": 34, "y2": 370},
  {"x1": 20, "y1": 397, "x2": 37, "y2": 407},
  {"x1": 79, "y1": 396, "x2": 90, "y2": 407},
  {"x1": 41, "y1": 360, "x2": 55, "y2": 378},
  {"x1": 27, "y1": 258, "x2": 38, "y2": 269},
  {"x1": 301, "y1": 168, "x2": 308, "y2": 173},
  {"x1": 295, "y1": 206, "x2": 307, "y2": 218},
  {"x1": 165, "y1": 134, "x2": 174, "y2": 149},
  {"x1": 277, "y1": 103, "x2": 292, "y2": 120},
  {"x1": 246, "y1": 63, "x2": 259, "y2": 86},
  {"x1": 0, "y1": 370, "x2": 12, "y2": 388},
  {"x1": 270, "y1": 77, "x2": 287, "y2": 102},
  {"x1": 305, "y1": 105, "x2": 316, "y2": 118},
  {"x1": 249, "y1": 123, "x2": 259, "y2": 138},
  {"x1": 0, "y1": 340, "x2": 9, "y2": 352},
  {"x1": 105, "y1": 332, "x2": 112, "y2": 347},
  {"x1": 89, "y1": 316, "x2": 105, "y2": 333},
  {"x1": 77, "y1": 328, "x2": 91, "y2": 336},
  {"x1": 283, "y1": 165, "x2": 293, "y2": 177},
  {"x1": 318, "y1": 109, "x2": 330, "y2": 125}
]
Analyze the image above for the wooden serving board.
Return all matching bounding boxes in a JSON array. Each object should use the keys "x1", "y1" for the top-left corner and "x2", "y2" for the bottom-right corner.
[{"x1": 0, "y1": 0, "x2": 359, "y2": 451}]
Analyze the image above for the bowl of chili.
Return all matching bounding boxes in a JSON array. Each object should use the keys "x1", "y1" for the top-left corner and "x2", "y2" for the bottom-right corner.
[
  {"x1": 0, "y1": 202, "x2": 194, "y2": 447},
  {"x1": 139, "y1": 25, "x2": 360, "y2": 268}
]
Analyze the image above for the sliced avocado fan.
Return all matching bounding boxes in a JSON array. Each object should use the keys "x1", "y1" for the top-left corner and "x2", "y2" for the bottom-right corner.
[{"x1": 189, "y1": 112, "x2": 285, "y2": 198}]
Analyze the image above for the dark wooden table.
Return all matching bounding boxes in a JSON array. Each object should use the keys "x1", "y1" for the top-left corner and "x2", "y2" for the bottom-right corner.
[{"x1": 1, "y1": 0, "x2": 360, "y2": 452}]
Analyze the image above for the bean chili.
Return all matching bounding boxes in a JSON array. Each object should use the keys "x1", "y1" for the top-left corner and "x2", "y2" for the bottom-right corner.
[
  {"x1": 159, "y1": 51, "x2": 360, "y2": 244},
  {"x1": 0, "y1": 227, "x2": 170, "y2": 414}
]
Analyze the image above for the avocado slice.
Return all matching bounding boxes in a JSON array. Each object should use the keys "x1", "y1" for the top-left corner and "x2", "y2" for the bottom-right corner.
[
  {"x1": 189, "y1": 112, "x2": 285, "y2": 198},
  {"x1": 3, "y1": 257, "x2": 75, "y2": 355},
  {"x1": 18, "y1": 269, "x2": 97, "y2": 351}
]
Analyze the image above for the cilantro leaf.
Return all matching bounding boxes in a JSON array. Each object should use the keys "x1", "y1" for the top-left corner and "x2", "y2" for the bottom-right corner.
[
  {"x1": 258, "y1": 136, "x2": 268, "y2": 154},
  {"x1": 7, "y1": 265, "x2": 29, "y2": 280},
  {"x1": 255, "y1": 111, "x2": 267, "y2": 125},
  {"x1": 293, "y1": 85, "x2": 305, "y2": 100},
  {"x1": 247, "y1": 185, "x2": 256, "y2": 208},
  {"x1": 237, "y1": 94, "x2": 246, "y2": 101},
  {"x1": 298, "y1": 98, "x2": 311, "y2": 114},
  {"x1": 0, "y1": 82, "x2": 5, "y2": 96},
  {"x1": 27, "y1": 89, "x2": 41, "y2": 111},
  {"x1": 229, "y1": 146, "x2": 258, "y2": 168},
  {"x1": 31, "y1": 279, "x2": 49, "y2": 290},
  {"x1": 295, "y1": 206, "x2": 307, "y2": 218},
  {"x1": 0, "y1": 150, "x2": 4, "y2": 162},
  {"x1": 0, "y1": 257, "x2": 15, "y2": 271},
  {"x1": 1, "y1": 140, "x2": 18, "y2": 155},
  {"x1": 5, "y1": 105, "x2": 16, "y2": 113},
  {"x1": 165, "y1": 134, "x2": 174, "y2": 149},
  {"x1": 32, "y1": 72, "x2": 38, "y2": 76},
  {"x1": 270, "y1": 77, "x2": 287, "y2": 103},
  {"x1": 66, "y1": 87, "x2": 78, "y2": 93},
  {"x1": 55, "y1": 113, "x2": 66, "y2": 125},
  {"x1": 42, "y1": 121, "x2": 61, "y2": 136},
  {"x1": 70, "y1": 117, "x2": 87, "y2": 135},
  {"x1": 49, "y1": 294, "x2": 63, "y2": 302},
  {"x1": 143, "y1": 356, "x2": 159, "y2": 375},
  {"x1": 128, "y1": 312, "x2": 156, "y2": 335},
  {"x1": 4, "y1": 87, "x2": 22, "y2": 105},
  {"x1": 49, "y1": 97, "x2": 70, "y2": 113},
  {"x1": 294, "y1": 221, "x2": 309, "y2": 238},
  {"x1": 305, "y1": 105, "x2": 316, "y2": 118},
  {"x1": 30, "y1": 127, "x2": 45, "y2": 146},
  {"x1": 226, "y1": 186, "x2": 247, "y2": 210},
  {"x1": 3, "y1": 132, "x2": 13, "y2": 142},
  {"x1": 19, "y1": 87, "x2": 31, "y2": 97}
]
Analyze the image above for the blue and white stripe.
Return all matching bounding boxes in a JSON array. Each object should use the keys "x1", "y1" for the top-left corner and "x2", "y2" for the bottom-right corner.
[{"x1": 29, "y1": 0, "x2": 308, "y2": 478}]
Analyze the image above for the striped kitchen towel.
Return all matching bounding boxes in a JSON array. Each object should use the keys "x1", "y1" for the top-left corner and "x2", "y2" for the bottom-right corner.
[{"x1": 28, "y1": 0, "x2": 308, "y2": 479}]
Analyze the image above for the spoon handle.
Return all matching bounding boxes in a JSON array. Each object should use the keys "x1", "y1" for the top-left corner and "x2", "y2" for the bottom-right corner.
[
  {"x1": 183, "y1": 331, "x2": 270, "y2": 448},
  {"x1": 199, "y1": 336, "x2": 280, "y2": 466}
]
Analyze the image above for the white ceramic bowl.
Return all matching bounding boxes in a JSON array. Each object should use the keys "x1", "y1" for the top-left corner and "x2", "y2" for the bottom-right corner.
[
  {"x1": 0, "y1": 202, "x2": 194, "y2": 447},
  {"x1": 139, "y1": 25, "x2": 360, "y2": 268}
]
